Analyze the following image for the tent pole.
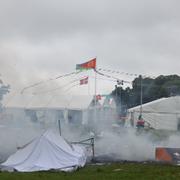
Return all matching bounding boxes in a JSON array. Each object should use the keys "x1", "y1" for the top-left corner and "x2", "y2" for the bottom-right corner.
[
  {"x1": 140, "y1": 75, "x2": 143, "y2": 116},
  {"x1": 92, "y1": 138, "x2": 95, "y2": 158},
  {"x1": 58, "y1": 119, "x2": 61, "y2": 136}
]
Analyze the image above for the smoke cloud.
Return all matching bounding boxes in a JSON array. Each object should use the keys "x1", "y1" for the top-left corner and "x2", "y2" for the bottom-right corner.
[{"x1": 1, "y1": 101, "x2": 180, "y2": 164}]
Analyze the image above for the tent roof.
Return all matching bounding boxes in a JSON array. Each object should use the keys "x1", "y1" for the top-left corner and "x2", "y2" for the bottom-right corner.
[
  {"x1": 3, "y1": 93, "x2": 115, "y2": 110},
  {"x1": 128, "y1": 96, "x2": 180, "y2": 114},
  {"x1": 3, "y1": 94, "x2": 93, "y2": 110}
]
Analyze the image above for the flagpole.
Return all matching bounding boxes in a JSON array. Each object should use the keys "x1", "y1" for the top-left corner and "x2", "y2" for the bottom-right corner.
[
  {"x1": 95, "y1": 69, "x2": 97, "y2": 100},
  {"x1": 88, "y1": 71, "x2": 90, "y2": 96},
  {"x1": 94, "y1": 59, "x2": 97, "y2": 124},
  {"x1": 88, "y1": 78, "x2": 90, "y2": 95}
]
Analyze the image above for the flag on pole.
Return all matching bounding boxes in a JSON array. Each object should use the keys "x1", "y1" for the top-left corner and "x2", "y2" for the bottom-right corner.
[
  {"x1": 80, "y1": 76, "x2": 88, "y2": 85},
  {"x1": 76, "y1": 58, "x2": 96, "y2": 70},
  {"x1": 96, "y1": 94, "x2": 101, "y2": 100}
]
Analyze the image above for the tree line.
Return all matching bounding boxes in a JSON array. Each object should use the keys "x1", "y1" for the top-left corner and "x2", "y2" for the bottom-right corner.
[{"x1": 111, "y1": 75, "x2": 180, "y2": 114}]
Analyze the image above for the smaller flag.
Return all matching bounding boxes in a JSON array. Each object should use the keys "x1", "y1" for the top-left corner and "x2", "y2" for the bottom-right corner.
[
  {"x1": 80, "y1": 77, "x2": 88, "y2": 85},
  {"x1": 76, "y1": 58, "x2": 96, "y2": 70},
  {"x1": 96, "y1": 94, "x2": 101, "y2": 100}
]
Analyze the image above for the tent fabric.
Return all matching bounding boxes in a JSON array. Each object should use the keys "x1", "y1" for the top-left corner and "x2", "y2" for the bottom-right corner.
[
  {"x1": 3, "y1": 94, "x2": 93, "y2": 110},
  {"x1": 1, "y1": 130, "x2": 87, "y2": 172},
  {"x1": 128, "y1": 96, "x2": 180, "y2": 130}
]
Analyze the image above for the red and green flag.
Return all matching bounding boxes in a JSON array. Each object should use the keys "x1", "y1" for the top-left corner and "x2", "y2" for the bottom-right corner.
[{"x1": 76, "y1": 58, "x2": 96, "y2": 70}]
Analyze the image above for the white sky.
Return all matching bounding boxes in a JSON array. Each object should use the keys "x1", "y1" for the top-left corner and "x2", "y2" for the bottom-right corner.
[{"x1": 0, "y1": 0, "x2": 180, "y2": 106}]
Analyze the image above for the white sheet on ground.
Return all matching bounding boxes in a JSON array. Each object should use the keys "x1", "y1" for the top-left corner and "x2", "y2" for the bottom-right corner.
[{"x1": 1, "y1": 129, "x2": 87, "y2": 172}]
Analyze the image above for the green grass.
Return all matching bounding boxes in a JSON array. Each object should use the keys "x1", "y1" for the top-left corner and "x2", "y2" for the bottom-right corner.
[{"x1": 1, "y1": 163, "x2": 180, "y2": 180}]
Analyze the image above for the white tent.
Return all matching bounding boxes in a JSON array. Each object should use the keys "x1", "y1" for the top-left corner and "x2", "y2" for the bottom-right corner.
[
  {"x1": 1, "y1": 130, "x2": 87, "y2": 172},
  {"x1": 128, "y1": 96, "x2": 180, "y2": 130},
  {"x1": 3, "y1": 93, "x2": 93, "y2": 110}
]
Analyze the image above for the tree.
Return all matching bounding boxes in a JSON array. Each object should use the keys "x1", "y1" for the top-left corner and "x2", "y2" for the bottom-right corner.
[{"x1": 111, "y1": 74, "x2": 180, "y2": 115}]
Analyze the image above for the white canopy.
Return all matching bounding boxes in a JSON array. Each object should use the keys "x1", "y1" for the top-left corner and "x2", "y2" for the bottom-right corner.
[
  {"x1": 128, "y1": 96, "x2": 180, "y2": 130},
  {"x1": 3, "y1": 94, "x2": 93, "y2": 110},
  {"x1": 1, "y1": 130, "x2": 87, "y2": 172}
]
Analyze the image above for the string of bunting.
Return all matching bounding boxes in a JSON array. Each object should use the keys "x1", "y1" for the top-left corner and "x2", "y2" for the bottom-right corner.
[
  {"x1": 55, "y1": 71, "x2": 80, "y2": 80},
  {"x1": 64, "y1": 83, "x2": 80, "y2": 93},
  {"x1": 32, "y1": 76, "x2": 88, "y2": 95},
  {"x1": 97, "y1": 68, "x2": 157, "y2": 79},
  {"x1": 88, "y1": 76, "x2": 117, "y2": 82},
  {"x1": 21, "y1": 71, "x2": 81, "y2": 94},
  {"x1": 94, "y1": 69, "x2": 132, "y2": 84}
]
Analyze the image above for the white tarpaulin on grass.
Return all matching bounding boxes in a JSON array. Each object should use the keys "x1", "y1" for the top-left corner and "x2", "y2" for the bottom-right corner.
[{"x1": 1, "y1": 130, "x2": 87, "y2": 172}]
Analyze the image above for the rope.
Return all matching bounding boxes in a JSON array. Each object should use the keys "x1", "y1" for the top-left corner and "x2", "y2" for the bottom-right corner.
[
  {"x1": 21, "y1": 71, "x2": 81, "y2": 94},
  {"x1": 32, "y1": 76, "x2": 87, "y2": 95},
  {"x1": 97, "y1": 68, "x2": 157, "y2": 79},
  {"x1": 94, "y1": 69, "x2": 132, "y2": 84},
  {"x1": 64, "y1": 83, "x2": 80, "y2": 93}
]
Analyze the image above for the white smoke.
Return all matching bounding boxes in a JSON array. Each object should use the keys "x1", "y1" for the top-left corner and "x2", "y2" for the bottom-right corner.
[
  {"x1": 95, "y1": 129, "x2": 156, "y2": 161},
  {"x1": 1, "y1": 95, "x2": 180, "y2": 164}
]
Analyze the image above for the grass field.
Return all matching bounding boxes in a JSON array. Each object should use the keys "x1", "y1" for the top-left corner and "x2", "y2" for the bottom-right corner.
[{"x1": 1, "y1": 163, "x2": 180, "y2": 180}]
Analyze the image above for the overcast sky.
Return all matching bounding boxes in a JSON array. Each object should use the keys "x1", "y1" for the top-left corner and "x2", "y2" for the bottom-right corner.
[{"x1": 0, "y1": 0, "x2": 180, "y2": 103}]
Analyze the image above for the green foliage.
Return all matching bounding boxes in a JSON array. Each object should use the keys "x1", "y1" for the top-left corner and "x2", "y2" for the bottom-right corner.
[
  {"x1": 112, "y1": 74, "x2": 180, "y2": 110},
  {"x1": 1, "y1": 163, "x2": 180, "y2": 180}
]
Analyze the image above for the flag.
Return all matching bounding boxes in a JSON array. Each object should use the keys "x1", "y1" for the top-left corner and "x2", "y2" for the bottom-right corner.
[
  {"x1": 76, "y1": 58, "x2": 96, "y2": 70},
  {"x1": 80, "y1": 77, "x2": 88, "y2": 85},
  {"x1": 96, "y1": 94, "x2": 101, "y2": 100}
]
